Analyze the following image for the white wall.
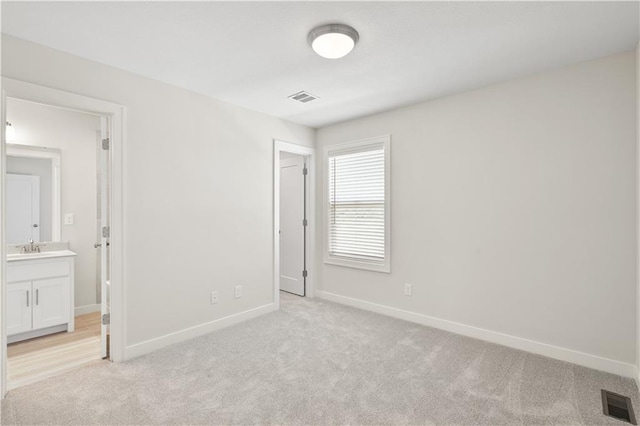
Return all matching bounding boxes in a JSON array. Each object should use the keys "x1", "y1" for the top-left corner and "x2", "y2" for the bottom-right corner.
[
  {"x1": 6, "y1": 99, "x2": 100, "y2": 309},
  {"x1": 6, "y1": 155, "x2": 52, "y2": 242},
  {"x1": 317, "y1": 51, "x2": 638, "y2": 371},
  {"x1": 1, "y1": 35, "x2": 315, "y2": 348}
]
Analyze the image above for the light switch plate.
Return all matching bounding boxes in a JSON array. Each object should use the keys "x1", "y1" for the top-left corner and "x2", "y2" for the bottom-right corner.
[
  {"x1": 404, "y1": 283, "x2": 413, "y2": 296},
  {"x1": 64, "y1": 213, "x2": 74, "y2": 225}
]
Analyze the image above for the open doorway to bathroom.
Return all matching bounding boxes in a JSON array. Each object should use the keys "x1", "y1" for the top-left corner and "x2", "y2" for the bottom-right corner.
[
  {"x1": 4, "y1": 98, "x2": 110, "y2": 390},
  {"x1": 273, "y1": 140, "x2": 315, "y2": 307}
]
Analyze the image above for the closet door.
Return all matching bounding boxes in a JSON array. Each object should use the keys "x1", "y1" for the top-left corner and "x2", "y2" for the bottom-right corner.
[{"x1": 279, "y1": 156, "x2": 306, "y2": 296}]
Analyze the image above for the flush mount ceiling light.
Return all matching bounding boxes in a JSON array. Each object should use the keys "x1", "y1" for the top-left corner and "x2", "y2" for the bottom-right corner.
[{"x1": 307, "y1": 24, "x2": 359, "y2": 59}]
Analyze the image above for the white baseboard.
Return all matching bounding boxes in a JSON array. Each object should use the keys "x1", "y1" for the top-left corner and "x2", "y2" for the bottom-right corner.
[
  {"x1": 74, "y1": 304, "x2": 101, "y2": 316},
  {"x1": 8, "y1": 324, "x2": 67, "y2": 344},
  {"x1": 124, "y1": 303, "x2": 276, "y2": 360},
  {"x1": 316, "y1": 291, "x2": 638, "y2": 379}
]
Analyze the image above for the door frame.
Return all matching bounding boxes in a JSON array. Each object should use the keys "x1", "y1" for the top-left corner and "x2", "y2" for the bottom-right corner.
[
  {"x1": 0, "y1": 78, "x2": 126, "y2": 398},
  {"x1": 273, "y1": 140, "x2": 315, "y2": 309}
]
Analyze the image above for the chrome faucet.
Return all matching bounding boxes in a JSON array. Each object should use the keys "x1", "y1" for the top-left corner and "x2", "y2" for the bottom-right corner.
[{"x1": 21, "y1": 239, "x2": 41, "y2": 254}]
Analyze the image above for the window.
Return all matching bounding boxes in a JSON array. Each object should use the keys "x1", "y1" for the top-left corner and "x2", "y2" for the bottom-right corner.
[{"x1": 324, "y1": 135, "x2": 390, "y2": 272}]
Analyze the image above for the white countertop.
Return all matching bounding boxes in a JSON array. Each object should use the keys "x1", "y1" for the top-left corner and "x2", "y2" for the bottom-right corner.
[{"x1": 7, "y1": 250, "x2": 78, "y2": 262}]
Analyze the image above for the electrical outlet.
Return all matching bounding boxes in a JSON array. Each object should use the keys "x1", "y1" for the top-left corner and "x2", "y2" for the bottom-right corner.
[
  {"x1": 234, "y1": 285, "x2": 242, "y2": 299},
  {"x1": 210, "y1": 291, "x2": 219, "y2": 304},
  {"x1": 64, "y1": 213, "x2": 74, "y2": 225},
  {"x1": 404, "y1": 283, "x2": 413, "y2": 296}
]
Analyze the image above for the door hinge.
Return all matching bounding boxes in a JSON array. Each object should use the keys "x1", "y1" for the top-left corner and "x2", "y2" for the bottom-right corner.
[
  {"x1": 102, "y1": 138, "x2": 110, "y2": 150},
  {"x1": 302, "y1": 219, "x2": 308, "y2": 227},
  {"x1": 102, "y1": 226, "x2": 110, "y2": 238},
  {"x1": 303, "y1": 167, "x2": 308, "y2": 176},
  {"x1": 102, "y1": 313, "x2": 110, "y2": 325},
  {"x1": 302, "y1": 270, "x2": 308, "y2": 278}
]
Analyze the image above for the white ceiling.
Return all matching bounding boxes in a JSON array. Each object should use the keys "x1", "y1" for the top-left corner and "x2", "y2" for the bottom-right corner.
[{"x1": 2, "y1": 1, "x2": 639, "y2": 128}]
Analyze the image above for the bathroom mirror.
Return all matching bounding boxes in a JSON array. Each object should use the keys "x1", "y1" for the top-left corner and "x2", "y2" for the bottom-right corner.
[{"x1": 6, "y1": 143, "x2": 61, "y2": 244}]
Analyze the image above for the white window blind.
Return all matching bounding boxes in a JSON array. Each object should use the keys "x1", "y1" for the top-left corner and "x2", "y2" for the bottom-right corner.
[{"x1": 327, "y1": 140, "x2": 388, "y2": 269}]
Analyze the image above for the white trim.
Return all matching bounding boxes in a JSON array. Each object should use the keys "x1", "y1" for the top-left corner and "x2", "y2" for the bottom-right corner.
[
  {"x1": 6, "y1": 144, "x2": 61, "y2": 241},
  {"x1": 125, "y1": 303, "x2": 276, "y2": 360},
  {"x1": 74, "y1": 304, "x2": 101, "y2": 316},
  {"x1": 323, "y1": 134, "x2": 391, "y2": 273},
  {"x1": 7, "y1": 325, "x2": 67, "y2": 345},
  {"x1": 273, "y1": 140, "x2": 316, "y2": 309},
  {"x1": 316, "y1": 290, "x2": 638, "y2": 379},
  {"x1": 635, "y1": 41, "x2": 640, "y2": 391},
  {"x1": 1, "y1": 88, "x2": 7, "y2": 399},
  {"x1": 1, "y1": 78, "x2": 126, "y2": 398}
]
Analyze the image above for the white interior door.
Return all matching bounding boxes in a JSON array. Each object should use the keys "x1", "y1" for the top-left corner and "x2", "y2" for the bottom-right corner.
[
  {"x1": 6, "y1": 174, "x2": 40, "y2": 244},
  {"x1": 99, "y1": 116, "x2": 111, "y2": 359},
  {"x1": 280, "y1": 156, "x2": 306, "y2": 296}
]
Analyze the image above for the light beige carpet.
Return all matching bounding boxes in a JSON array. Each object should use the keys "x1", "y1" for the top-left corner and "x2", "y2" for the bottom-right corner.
[{"x1": 1, "y1": 292, "x2": 638, "y2": 425}]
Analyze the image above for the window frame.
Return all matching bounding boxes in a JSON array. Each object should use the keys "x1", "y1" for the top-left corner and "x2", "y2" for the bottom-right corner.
[{"x1": 323, "y1": 134, "x2": 391, "y2": 273}]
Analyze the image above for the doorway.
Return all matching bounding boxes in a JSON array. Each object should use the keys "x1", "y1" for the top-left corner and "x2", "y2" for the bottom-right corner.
[
  {"x1": 4, "y1": 98, "x2": 109, "y2": 389},
  {"x1": 1, "y1": 78, "x2": 124, "y2": 397},
  {"x1": 273, "y1": 140, "x2": 315, "y2": 307},
  {"x1": 279, "y1": 152, "x2": 307, "y2": 296}
]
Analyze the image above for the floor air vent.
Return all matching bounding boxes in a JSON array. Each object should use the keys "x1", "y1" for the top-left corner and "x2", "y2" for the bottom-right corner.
[
  {"x1": 288, "y1": 91, "x2": 319, "y2": 103},
  {"x1": 602, "y1": 390, "x2": 637, "y2": 424}
]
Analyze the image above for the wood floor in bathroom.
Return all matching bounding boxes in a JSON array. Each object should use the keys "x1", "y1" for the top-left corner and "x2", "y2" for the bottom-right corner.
[{"x1": 7, "y1": 312, "x2": 104, "y2": 389}]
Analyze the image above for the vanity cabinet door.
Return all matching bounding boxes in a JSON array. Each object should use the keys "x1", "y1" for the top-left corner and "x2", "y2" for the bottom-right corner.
[
  {"x1": 32, "y1": 277, "x2": 70, "y2": 330},
  {"x1": 7, "y1": 282, "x2": 32, "y2": 335}
]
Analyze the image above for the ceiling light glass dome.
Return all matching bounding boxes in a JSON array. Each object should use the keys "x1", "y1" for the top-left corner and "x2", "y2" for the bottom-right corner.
[{"x1": 307, "y1": 24, "x2": 359, "y2": 59}]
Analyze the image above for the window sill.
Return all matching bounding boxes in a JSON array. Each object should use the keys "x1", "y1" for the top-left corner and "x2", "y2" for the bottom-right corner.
[{"x1": 324, "y1": 256, "x2": 390, "y2": 273}]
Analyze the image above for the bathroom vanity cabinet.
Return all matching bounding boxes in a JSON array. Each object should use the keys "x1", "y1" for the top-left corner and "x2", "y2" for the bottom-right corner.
[{"x1": 6, "y1": 251, "x2": 76, "y2": 343}]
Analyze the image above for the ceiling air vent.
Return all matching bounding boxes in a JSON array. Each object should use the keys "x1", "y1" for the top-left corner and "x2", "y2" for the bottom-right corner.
[{"x1": 288, "y1": 91, "x2": 319, "y2": 104}]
